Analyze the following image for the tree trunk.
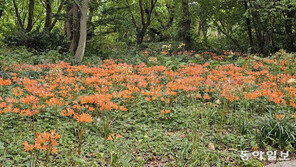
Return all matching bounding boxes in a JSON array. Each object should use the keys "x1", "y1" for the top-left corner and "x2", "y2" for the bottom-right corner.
[
  {"x1": 0, "y1": 1, "x2": 3, "y2": 19},
  {"x1": 149, "y1": 28, "x2": 164, "y2": 41},
  {"x1": 12, "y1": 0, "x2": 24, "y2": 29},
  {"x1": 46, "y1": 0, "x2": 64, "y2": 32},
  {"x1": 26, "y1": 0, "x2": 34, "y2": 31},
  {"x1": 74, "y1": 0, "x2": 88, "y2": 63},
  {"x1": 243, "y1": 0, "x2": 253, "y2": 49},
  {"x1": 251, "y1": 7, "x2": 265, "y2": 54},
  {"x1": 69, "y1": 4, "x2": 79, "y2": 53},
  {"x1": 125, "y1": 0, "x2": 157, "y2": 44},
  {"x1": 270, "y1": 14, "x2": 275, "y2": 50},
  {"x1": 44, "y1": 0, "x2": 52, "y2": 30},
  {"x1": 181, "y1": 0, "x2": 192, "y2": 50},
  {"x1": 65, "y1": 6, "x2": 73, "y2": 38},
  {"x1": 285, "y1": 7, "x2": 295, "y2": 52},
  {"x1": 137, "y1": 28, "x2": 146, "y2": 44},
  {"x1": 213, "y1": 19, "x2": 242, "y2": 50}
]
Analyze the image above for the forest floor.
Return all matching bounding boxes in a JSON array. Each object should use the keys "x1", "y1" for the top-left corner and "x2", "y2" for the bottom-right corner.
[{"x1": 0, "y1": 48, "x2": 296, "y2": 166}]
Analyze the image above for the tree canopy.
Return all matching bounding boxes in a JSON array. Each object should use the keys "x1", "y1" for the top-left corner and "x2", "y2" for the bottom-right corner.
[{"x1": 0, "y1": 0, "x2": 295, "y2": 61}]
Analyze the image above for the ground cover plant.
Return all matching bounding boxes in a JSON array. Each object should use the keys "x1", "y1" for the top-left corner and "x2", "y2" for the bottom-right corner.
[
  {"x1": 1, "y1": 0, "x2": 296, "y2": 166},
  {"x1": 0, "y1": 49, "x2": 296, "y2": 166}
]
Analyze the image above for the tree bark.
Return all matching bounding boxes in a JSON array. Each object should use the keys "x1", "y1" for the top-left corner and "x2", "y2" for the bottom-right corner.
[
  {"x1": 65, "y1": 5, "x2": 73, "y2": 38},
  {"x1": 125, "y1": 0, "x2": 157, "y2": 44},
  {"x1": 213, "y1": 19, "x2": 242, "y2": 50},
  {"x1": 181, "y1": 0, "x2": 192, "y2": 50},
  {"x1": 12, "y1": 0, "x2": 24, "y2": 29},
  {"x1": 69, "y1": 4, "x2": 79, "y2": 53},
  {"x1": 45, "y1": 0, "x2": 64, "y2": 32},
  {"x1": 0, "y1": 1, "x2": 3, "y2": 19},
  {"x1": 243, "y1": 0, "x2": 253, "y2": 49},
  {"x1": 270, "y1": 14, "x2": 275, "y2": 50},
  {"x1": 44, "y1": 0, "x2": 52, "y2": 30},
  {"x1": 136, "y1": 0, "x2": 157, "y2": 44},
  {"x1": 26, "y1": 0, "x2": 35, "y2": 31},
  {"x1": 149, "y1": 28, "x2": 164, "y2": 41},
  {"x1": 285, "y1": 7, "x2": 295, "y2": 52},
  {"x1": 74, "y1": 0, "x2": 88, "y2": 63}
]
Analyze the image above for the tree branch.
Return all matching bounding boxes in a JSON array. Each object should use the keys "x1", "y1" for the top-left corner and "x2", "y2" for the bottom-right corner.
[
  {"x1": 12, "y1": 0, "x2": 24, "y2": 29},
  {"x1": 212, "y1": 18, "x2": 242, "y2": 50},
  {"x1": 125, "y1": 0, "x2": 139, "y2": 31},
  {"x1": 39, "y1": 0, "x2": 46, "y2": 9},
  {"x1": 48, "y1": 0, "x2": 64, "y2": 31},
  {"x1": 139, "y1": 0, "x2": 145, "y2": 26},
  {"x1": 72, "y1": 0, "x2": 82, "y2": 13}
]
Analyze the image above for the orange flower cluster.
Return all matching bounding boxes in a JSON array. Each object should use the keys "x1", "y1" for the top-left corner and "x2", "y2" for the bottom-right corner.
[
  {"x1": 275, "y1": 114, "x2": 284, "y2": 119},
  {"x1": 161, "y1": 110, "x2": 171, "y2": 115},
  {"x1": 23, "y1": 130, "x2": 61, "y2": 153},
  {"x1": 1, "y1": 58, "x2": 296, "y2": 119},
  {"x1": 107, "y1": 133, "x2": 122, "y2": 140},
  {"x1": 0, "y1": 78, "x2": 11, "y2": 86},
  {"x1": 0, "y1": 55, "x2": 295, "y2": 153},
  {"x1": 74, "y1": 113, "x2": 93, "y2": 123}
]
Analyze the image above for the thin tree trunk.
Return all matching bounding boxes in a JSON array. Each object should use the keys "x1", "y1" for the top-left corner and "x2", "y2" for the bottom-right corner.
[
  {"x1": 213, "y1": 19, "x2": 242, "y2": 50},
  {"x1": 65, "y1": 6, "x2": 73, "y2": 38},
  {"x1": 137, "y1": 26, "x2": 147, "y2": 44},
  {"x1": 74, "y1": 0, "x2": 88, "y2": 62},
  {"x1": 26, "y1": 0, "x2": 34, "y2": 31},
  {"x1": 46, "y1": 0, "x2": 64, "y2": 32},
  {"x1": 181, "y1": 0, "x2": 192, "y2": 50},
  {"x1": 251, "y1": 9, "x2": 264, "y2": 53},
  {"x1": 149, "y1": 28, "x2": 164, "y2": 41},
  {"x1": 285, "y1": 7, "x2": 295, "y2": 52},
  {"x1": 243, "y1": 0, "x2": 253, "y2": 48},
  {"x1": 0, "y1": 1, "x2": 3, "y2": 19},
  {"x1": 69, "y1": 4, "x2": 79, "y2": 53},
  {"x1": 136, "y1": 0, "x2": 157, "y2": 44},
  {"x1": 44, "y1": 0, "x2": 52, "y2": 30},
  {"x1": 12, "y1": 0, "x2": 24, "y2": 29},
  {"x1": 270, "y1": 14, "x2": 275, "y2": 50}
]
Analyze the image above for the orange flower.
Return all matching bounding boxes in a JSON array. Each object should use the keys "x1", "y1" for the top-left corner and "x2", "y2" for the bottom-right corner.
[
  {"x1": 31, "y1": 130, "x2": 61, "y2": 153},
  {"x1": 143, "y1": 51, "x2": 150, "y2": 56},
  {"x1": 0, "y1": 102, "x2": 6, "y2": 108},
  {"x1": 75, "y1": 113, "x2": 93, "y2": 123},
  {"x1": 203, "y1": 94, "x2": 211, "y2": 100},
  {"x1": 275, "y1": 114, "x2": 284, "y2": 119},
  {"x1": 13, "y1": 87, "x2": 23, "y2": 96},
  {"x1": 293, "y1": 113, "x2": 296, "y2": 119},
  {"x1": 46, "y1": 97, "x2": 63, "y2": 106},
  {"x1": 161, "y1": 110, "x2": 171, "y2": 115},
  {"x1": 60, "y1": 108, "x2": 75, "y2": 116},
  {"x1": 51, "y1": 147, "x2": 57, "y2": 153},
  {"x1": 23, "y1": 141, "x2": 34, "y2": 151},
  {"x1": 107, "y1": 134, "x2": 122, "y2": 140},
  {"x1": 0, "y1": 78, "x2": 11, "y2": 86},
  {"x1": 145, "y1": 97, "x2": 151, "y2": 102}
]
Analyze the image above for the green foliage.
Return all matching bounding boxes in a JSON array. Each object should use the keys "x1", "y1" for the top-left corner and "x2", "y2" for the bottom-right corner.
[
  {"x1": 256, "y1": 115, "x2": 296, "y2": 147},
  {"x1": 3, "y1": 29, "x2": 69, "y2": 52},
  {"x1": 0, "y1": 47, "x2": 70, "y2": 68}
]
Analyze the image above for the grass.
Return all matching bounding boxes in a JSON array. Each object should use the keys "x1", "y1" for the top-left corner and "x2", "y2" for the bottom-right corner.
[{"x1": 0, "y1": 46, "x2": 296, "y2": 166}]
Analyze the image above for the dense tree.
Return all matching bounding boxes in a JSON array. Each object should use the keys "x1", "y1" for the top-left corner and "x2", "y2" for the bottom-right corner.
[
  {"x1": 1, "y1": 0, "x2": 296, "y2": 62},
  {"x1": 181, "y1": 0, "x2": 192, "y2": 49},
  {"x1": 0, "y1": 0, "x2": 4, "y2": 19},
  {"x1": 125, "y1": 0, "x2": 158, "y2": 44},
  {"x1": 73, "y1": 0, "x2": 89, "y2": 63}
]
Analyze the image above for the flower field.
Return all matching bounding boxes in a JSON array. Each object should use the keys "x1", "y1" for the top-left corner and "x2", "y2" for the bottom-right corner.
[{"x1": 1, "y1": 51, "x2": 296, "y2": 166}]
